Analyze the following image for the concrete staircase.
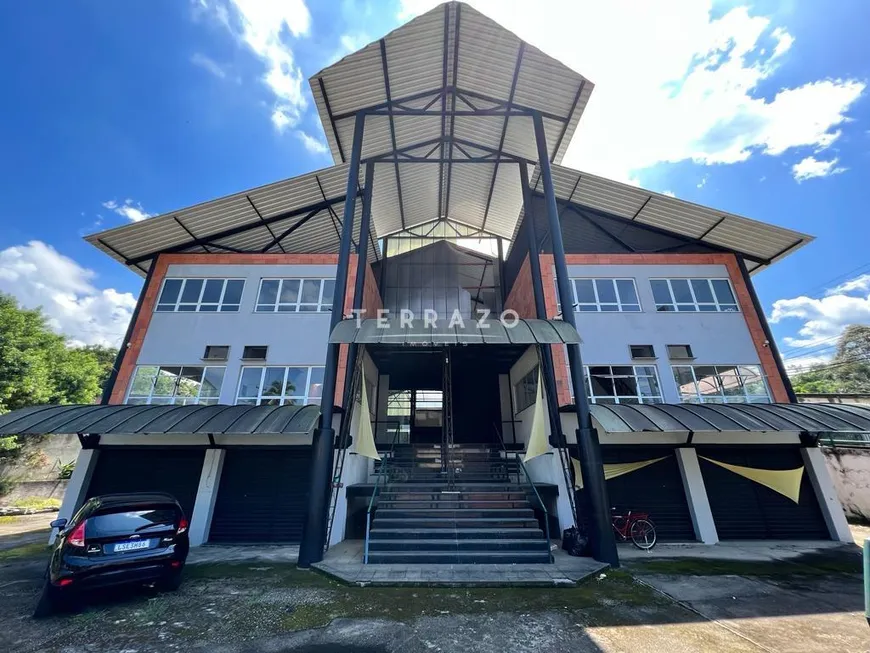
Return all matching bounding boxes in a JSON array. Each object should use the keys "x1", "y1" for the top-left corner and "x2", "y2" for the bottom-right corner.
[{"x1": 367, "y1": 444, "x2": 552, "y2": 564}]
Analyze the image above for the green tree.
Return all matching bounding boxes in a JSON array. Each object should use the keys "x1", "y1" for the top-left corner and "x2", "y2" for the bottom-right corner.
[
  {"x1": 791, "y1": 324, "x2": 870, "y2": 395},
  {"x1": 0, "y1": 293, "x2": 118, "y2": 413}
]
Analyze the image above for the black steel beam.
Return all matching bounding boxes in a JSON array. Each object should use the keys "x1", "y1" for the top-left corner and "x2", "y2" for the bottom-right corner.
[
  {"x1": 736, "y1": 257, "x2": 798, "y2": 402},
  {"x1": 568, "y1": 206, "x2": 636, "y2": 252},
  {"x1": 299, "y1": 112, "x2": 365, "y2": 569},
  {"x1": 452, "y1": 137, "x2": 536, "y2": 164},
  {"x1": 769, "y1": 238, "x2": 804, "y2": 262},
  {"x1": 379, "y1": 38, "x2": 407, "y2": 230},
  {"x1": 438, "y1": 3, "x2": 450, "y2": 219},
  {"x1": 482, "y1": 43, "x2": 525, "y2": 232},
  {"x1": 316, "y1": 174, "x2": 359, "y2": 252},
  {"x1": 698, "y1": 216, "x2": 727, "y2": 239},
  {"x1": 173, "y1": 217, "x2": 210, "y2": 253},
  {"x1": 126, "y1": 194, "x2": 359, "y2": 266},
  {"x1": 551, "y1": 80, "x2": 585, "y2": 160},
  {"x1": 259, "y1": 208, "x2": 322, "y2": 253},
  {"x1": 630, "y1": 196, "x2": 652, "y2": 221},
  {"x1": 332, "y1": 87, "x2": 443, "y2": 121},
  {"x1": 318, "y1": 77, "x2": 345, "y2": 163},
  {"x1": 99, "y1": 239, "x2": 148, "y2": 274},
  {"x1": 246, "y1": 195, "x2": 286, "y2": 253},
  {"x1": 533, "y1": 110, "x2": 618, "y2": 567},
  {"x1": 455, "y1": 88, "x2": 567, "y2": 123},
  {"x1": 444, "y1": 4, "x2": 462, "y2": 220}
]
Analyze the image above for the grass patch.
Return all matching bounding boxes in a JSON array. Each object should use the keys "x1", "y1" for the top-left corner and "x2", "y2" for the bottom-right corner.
[
  {"x1": 626, "y1": 552, "x2": 862, "y2": 577},
  {"x1": 9, "y1": 497, "x2": 61, "y2": 511},
  {"x1": 279, "y1": 569, "x2": 661, "y2": 632},
  {"x1": 184, "y1": 562, "x2": 338, "y2": 588},
  {"x1": 0, "y1": 541, "x2": 50, "y2": 561}
]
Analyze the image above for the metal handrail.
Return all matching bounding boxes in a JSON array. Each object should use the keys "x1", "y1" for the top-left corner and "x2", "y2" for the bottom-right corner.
[
  {"x1": 514, "y1": 452, "x2": 553, "y2": 563},
  {"x1": 364, "y1": 428, "x2": 403, "y2": 564}
]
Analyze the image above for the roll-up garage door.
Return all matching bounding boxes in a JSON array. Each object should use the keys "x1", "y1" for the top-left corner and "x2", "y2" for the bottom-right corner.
[
  {"x1": 698, "y1": 447, "x2": 828, "y2": 540},
  {"x1": 208, "y1": 448, "x2": 312, "y2": 543},
  {"x1": 86, "y1": 448, "x2": 205, "y2": 519},
  {"x1": 598, "y1": 446, "x2": 695, "y2": 541}
]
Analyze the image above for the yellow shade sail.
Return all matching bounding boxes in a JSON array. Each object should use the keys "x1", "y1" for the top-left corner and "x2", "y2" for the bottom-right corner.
[
  {"x1": 523, "y1": 369, "x2": 550, "y2": 463},
  {"x1": 700, "y1": 456, "x2": 803, "y2": 504},
  {"x1": 573, "y1": 456, "x2": 668, "y2": 490},
  {"x1": 353, "y1": 366, "x2": 381, "y2": 461}
]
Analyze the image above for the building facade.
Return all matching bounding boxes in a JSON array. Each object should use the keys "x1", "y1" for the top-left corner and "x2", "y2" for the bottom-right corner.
[{"x1": 4, "y1": 2, "x2": 860, "y2": 566}]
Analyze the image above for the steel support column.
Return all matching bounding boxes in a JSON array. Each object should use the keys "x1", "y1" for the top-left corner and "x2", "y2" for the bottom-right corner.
[
  {"x1": 532, "y1": 112, "x2": 619, "y2": 566},
  {"x1": 341, "y1": 161, "x2": 375, "y2": 414},
  {"x1": 518, "y1": 165, "x2": 564, "y2": 449},
  {"x1": 737, "y1": 257, "x2": 798, "y2": 403},
  {"x1": 298, "y1": 112, "x2": 365, "y2": 568}
]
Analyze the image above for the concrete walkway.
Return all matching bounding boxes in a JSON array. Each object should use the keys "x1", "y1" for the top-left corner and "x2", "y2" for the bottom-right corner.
[
  {"x1": 313, "y1": 539, "x2": 606, "y2": 586},
  {"x1": 618, "y1": 539, "x2": 854, "y2": 562}
]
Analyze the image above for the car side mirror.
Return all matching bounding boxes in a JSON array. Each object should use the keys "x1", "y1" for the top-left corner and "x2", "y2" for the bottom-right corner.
[{"x1": 49, "y1": 518, "x2": 67, "y2": 530}]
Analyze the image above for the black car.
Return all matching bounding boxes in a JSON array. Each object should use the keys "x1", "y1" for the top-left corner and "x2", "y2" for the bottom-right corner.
[{"x1": 34, "y1": 492, "x2": 190, "y2": 617}]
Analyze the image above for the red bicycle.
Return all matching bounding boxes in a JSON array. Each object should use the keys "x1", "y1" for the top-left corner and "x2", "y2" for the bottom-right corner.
[{"x1": 611, "y1": 508, "x2": 657, "y2": 550}]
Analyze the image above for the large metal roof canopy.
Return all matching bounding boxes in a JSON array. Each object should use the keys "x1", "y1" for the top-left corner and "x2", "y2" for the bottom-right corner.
[{"x1": 84, "y1": 0, "x2": 811, "y2": 276}]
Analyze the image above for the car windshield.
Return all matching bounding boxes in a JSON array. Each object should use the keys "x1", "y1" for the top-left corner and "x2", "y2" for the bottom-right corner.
[{"x1": 86, "y1": 507, "x2": 178, "y2": 538}]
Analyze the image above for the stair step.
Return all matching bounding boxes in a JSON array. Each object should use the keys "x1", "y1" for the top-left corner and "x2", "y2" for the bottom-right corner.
[
  {"x1": 373, "y1": 517, "x2": 540, "y2": 529},
  {"x1": 366, "y1": 551, "x2": 552, "y2": 564},
  {"x1": 378, "y1": 500, "x2": 530, "y2": 509},
  {"x1": 370, "y1": 527, "x2": 544, "y2": 540},
  {"x1": 377, "y1": 508, "x2": 534, "y2": 519},
  {"x1": 368, "y1": 538, "x2": 549, "y2": 551}
]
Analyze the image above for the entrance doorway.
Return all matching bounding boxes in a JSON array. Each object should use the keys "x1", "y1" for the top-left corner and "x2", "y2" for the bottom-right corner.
[{"x1": 373, "y1": 345, "x2": 511, "y2": 447}]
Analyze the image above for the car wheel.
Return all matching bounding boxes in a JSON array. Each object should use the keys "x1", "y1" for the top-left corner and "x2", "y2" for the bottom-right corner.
[{"x1": 157, "y1": 569, "x2": 183, "y2": 592}]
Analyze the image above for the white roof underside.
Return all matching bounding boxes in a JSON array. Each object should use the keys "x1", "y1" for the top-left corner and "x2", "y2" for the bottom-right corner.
[
  {"x1": 310, "y1": 1, "x2": 591, "y2": 239},
  {"x1": 85, "y1": 1, "x2": 811, "y2": 276}
]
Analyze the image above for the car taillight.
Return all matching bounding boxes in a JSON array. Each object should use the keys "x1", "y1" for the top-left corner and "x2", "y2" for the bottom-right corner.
[
  {"x1": 177, "y1": 517, "x2": 189, "y2": 535},
  {"x1": 68, "y1": 520, "x2": 86, "y2": 548}
]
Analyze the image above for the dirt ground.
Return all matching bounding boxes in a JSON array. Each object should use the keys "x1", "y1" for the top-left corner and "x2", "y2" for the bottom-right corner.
[{"x1": 0, "y1": 541, "x2": 867, "y2": 653}]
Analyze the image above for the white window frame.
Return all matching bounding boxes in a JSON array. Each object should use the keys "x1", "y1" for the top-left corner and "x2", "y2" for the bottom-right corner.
[
  {"x1": 235, "y1": 365, "x2": 325, "y2": 405},
  {"x1": 155, "y1": 278, "x2": 245, "y2": 313},
  {"x1": 254, "y1": 278, "x2": 335, "y2": 313},
  {"x1": 650, "y1": 278, "x2": 739, "y2": 313},
  {"x1": 513, "y1": 365, "x2": 539, "y2": 413},
  {"x1": 672, "y1": 364, "x2": 771, "y2": 404},
  {"x1": 570, "y1": 278, "x2": 641, "y2": 312},
  {"x1": 584, "y1": 364, "x2": 664, "y2": 404},
  {"x1": 126, "y1": 365, "x2": 226, "y2": 405}
]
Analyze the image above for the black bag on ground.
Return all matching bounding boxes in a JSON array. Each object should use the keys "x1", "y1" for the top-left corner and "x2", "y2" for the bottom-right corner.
[{"x1": 561, "y1": 527, "x2": 588, "y2": 557}]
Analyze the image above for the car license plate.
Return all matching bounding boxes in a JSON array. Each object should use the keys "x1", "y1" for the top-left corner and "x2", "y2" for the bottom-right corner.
[{"x1": 113, "y1": 539, "x2": 150, "y2": 552}]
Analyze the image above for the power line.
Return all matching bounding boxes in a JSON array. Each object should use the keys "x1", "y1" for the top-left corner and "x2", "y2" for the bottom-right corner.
[{"x1": 789, "y1": 355, "x2": 870, "y2": 375}]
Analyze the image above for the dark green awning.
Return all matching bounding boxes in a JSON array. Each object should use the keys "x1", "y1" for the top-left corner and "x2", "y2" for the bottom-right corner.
[{"x1": 329, "y1": 317, "x2": 581, "y2": 346}]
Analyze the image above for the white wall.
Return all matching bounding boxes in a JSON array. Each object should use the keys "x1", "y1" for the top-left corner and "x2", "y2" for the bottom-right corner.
[
  {"x1": 135, "y1": 263, "x2": 337, "y2": 404},
  {"x1": 561, "y1": 263, "x2": 763, "y2": 403},
  {"x1": 823, "y1": 446, "x2": 870, "y2": 523}
]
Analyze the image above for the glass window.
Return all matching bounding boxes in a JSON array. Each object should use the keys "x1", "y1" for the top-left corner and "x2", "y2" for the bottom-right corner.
[
  {"x1": 570, "y1": 278, "x2": 641, "y2": 312},
  {"x1": 651, "y1": 278, "x2": 739, "y2": 313},
  {"x1": 584, "y1": 365, "x2": 663, "y2": 404},
  {"x1": 672, "y1": 365, "x2": 770, "y2": 403},
  {"x1": 235, "y1": 366, "x2": 325, "y2": 405},
  {"x1": 255, "y1": 278, "x2": 334, "y2": 312},
  {"x1": 126, "y1": 365, "x2": 225, "y2": 405},
  {"x1": 156, "y1": 278, "x2": 244, "y2": 313},
  {"x1": 513, "y1": 366, "x2": 539, "y2": 413}
]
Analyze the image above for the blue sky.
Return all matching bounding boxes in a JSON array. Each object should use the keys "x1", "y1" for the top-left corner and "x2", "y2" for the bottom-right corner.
[{"x1": 0, "y1": 0, "x2": 868, "y2": 372}]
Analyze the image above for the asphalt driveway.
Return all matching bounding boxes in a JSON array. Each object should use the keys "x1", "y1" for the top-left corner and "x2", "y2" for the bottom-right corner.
[{"x1": 0, "y1": 540, "x2": 866, "y2": 653}]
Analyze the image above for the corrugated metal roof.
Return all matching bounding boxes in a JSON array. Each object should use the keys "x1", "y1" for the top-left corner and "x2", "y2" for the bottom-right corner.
[
  {"x1": 527, "y1": 166, "x2": 812, "y2": 272},
  {"x1": 0, "y1": 404, "x2": 320, "y2": 436},
  {"x1": 329, "y1": 317, "x2": 580, "y2": 345},
  {"x1": 585, "y1": 403, "x2": 870, "y2": 434},
  {"x1": 309, "y1": 1, "x2": 591, "y2": 239},
  {"x1": 85, "y1": 165, "x2": 378, "y2": 277},
  {"x1": 83, "y1": 1, "x2": 811, "y2": 276}
]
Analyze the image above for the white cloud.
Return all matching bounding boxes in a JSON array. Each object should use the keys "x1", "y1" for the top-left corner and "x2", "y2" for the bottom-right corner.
[
  {"x1": 102, "y1": 199, "x2": 151, "y2": 223},
  {"x1": 770, "y1": 273, "x2": 870, "y2": 358},
  {"x1": 191, "y1": 52, "x2": 227, "y2": 79},
  {"x1": 696, "y1": 175, "x2": 709, "y2": 189},
  {"x1": 295, "y1": 130, "x2": 330, "y2": 155},
  {"x1": 325, "y1": 32, "x2": 371, "y2": 66},
  {"x1": 661, "y1": 190, "x2": 676, "y2": 197},
  {"x1": 0, "y1": 241, "x2": 136, "y2": 347},
  {"x1": 398, "y1": 1, "x2": 865, "y2": 183},
  {"x1": 792, "y1": 155, "x2": 847, "y2": 182}
]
